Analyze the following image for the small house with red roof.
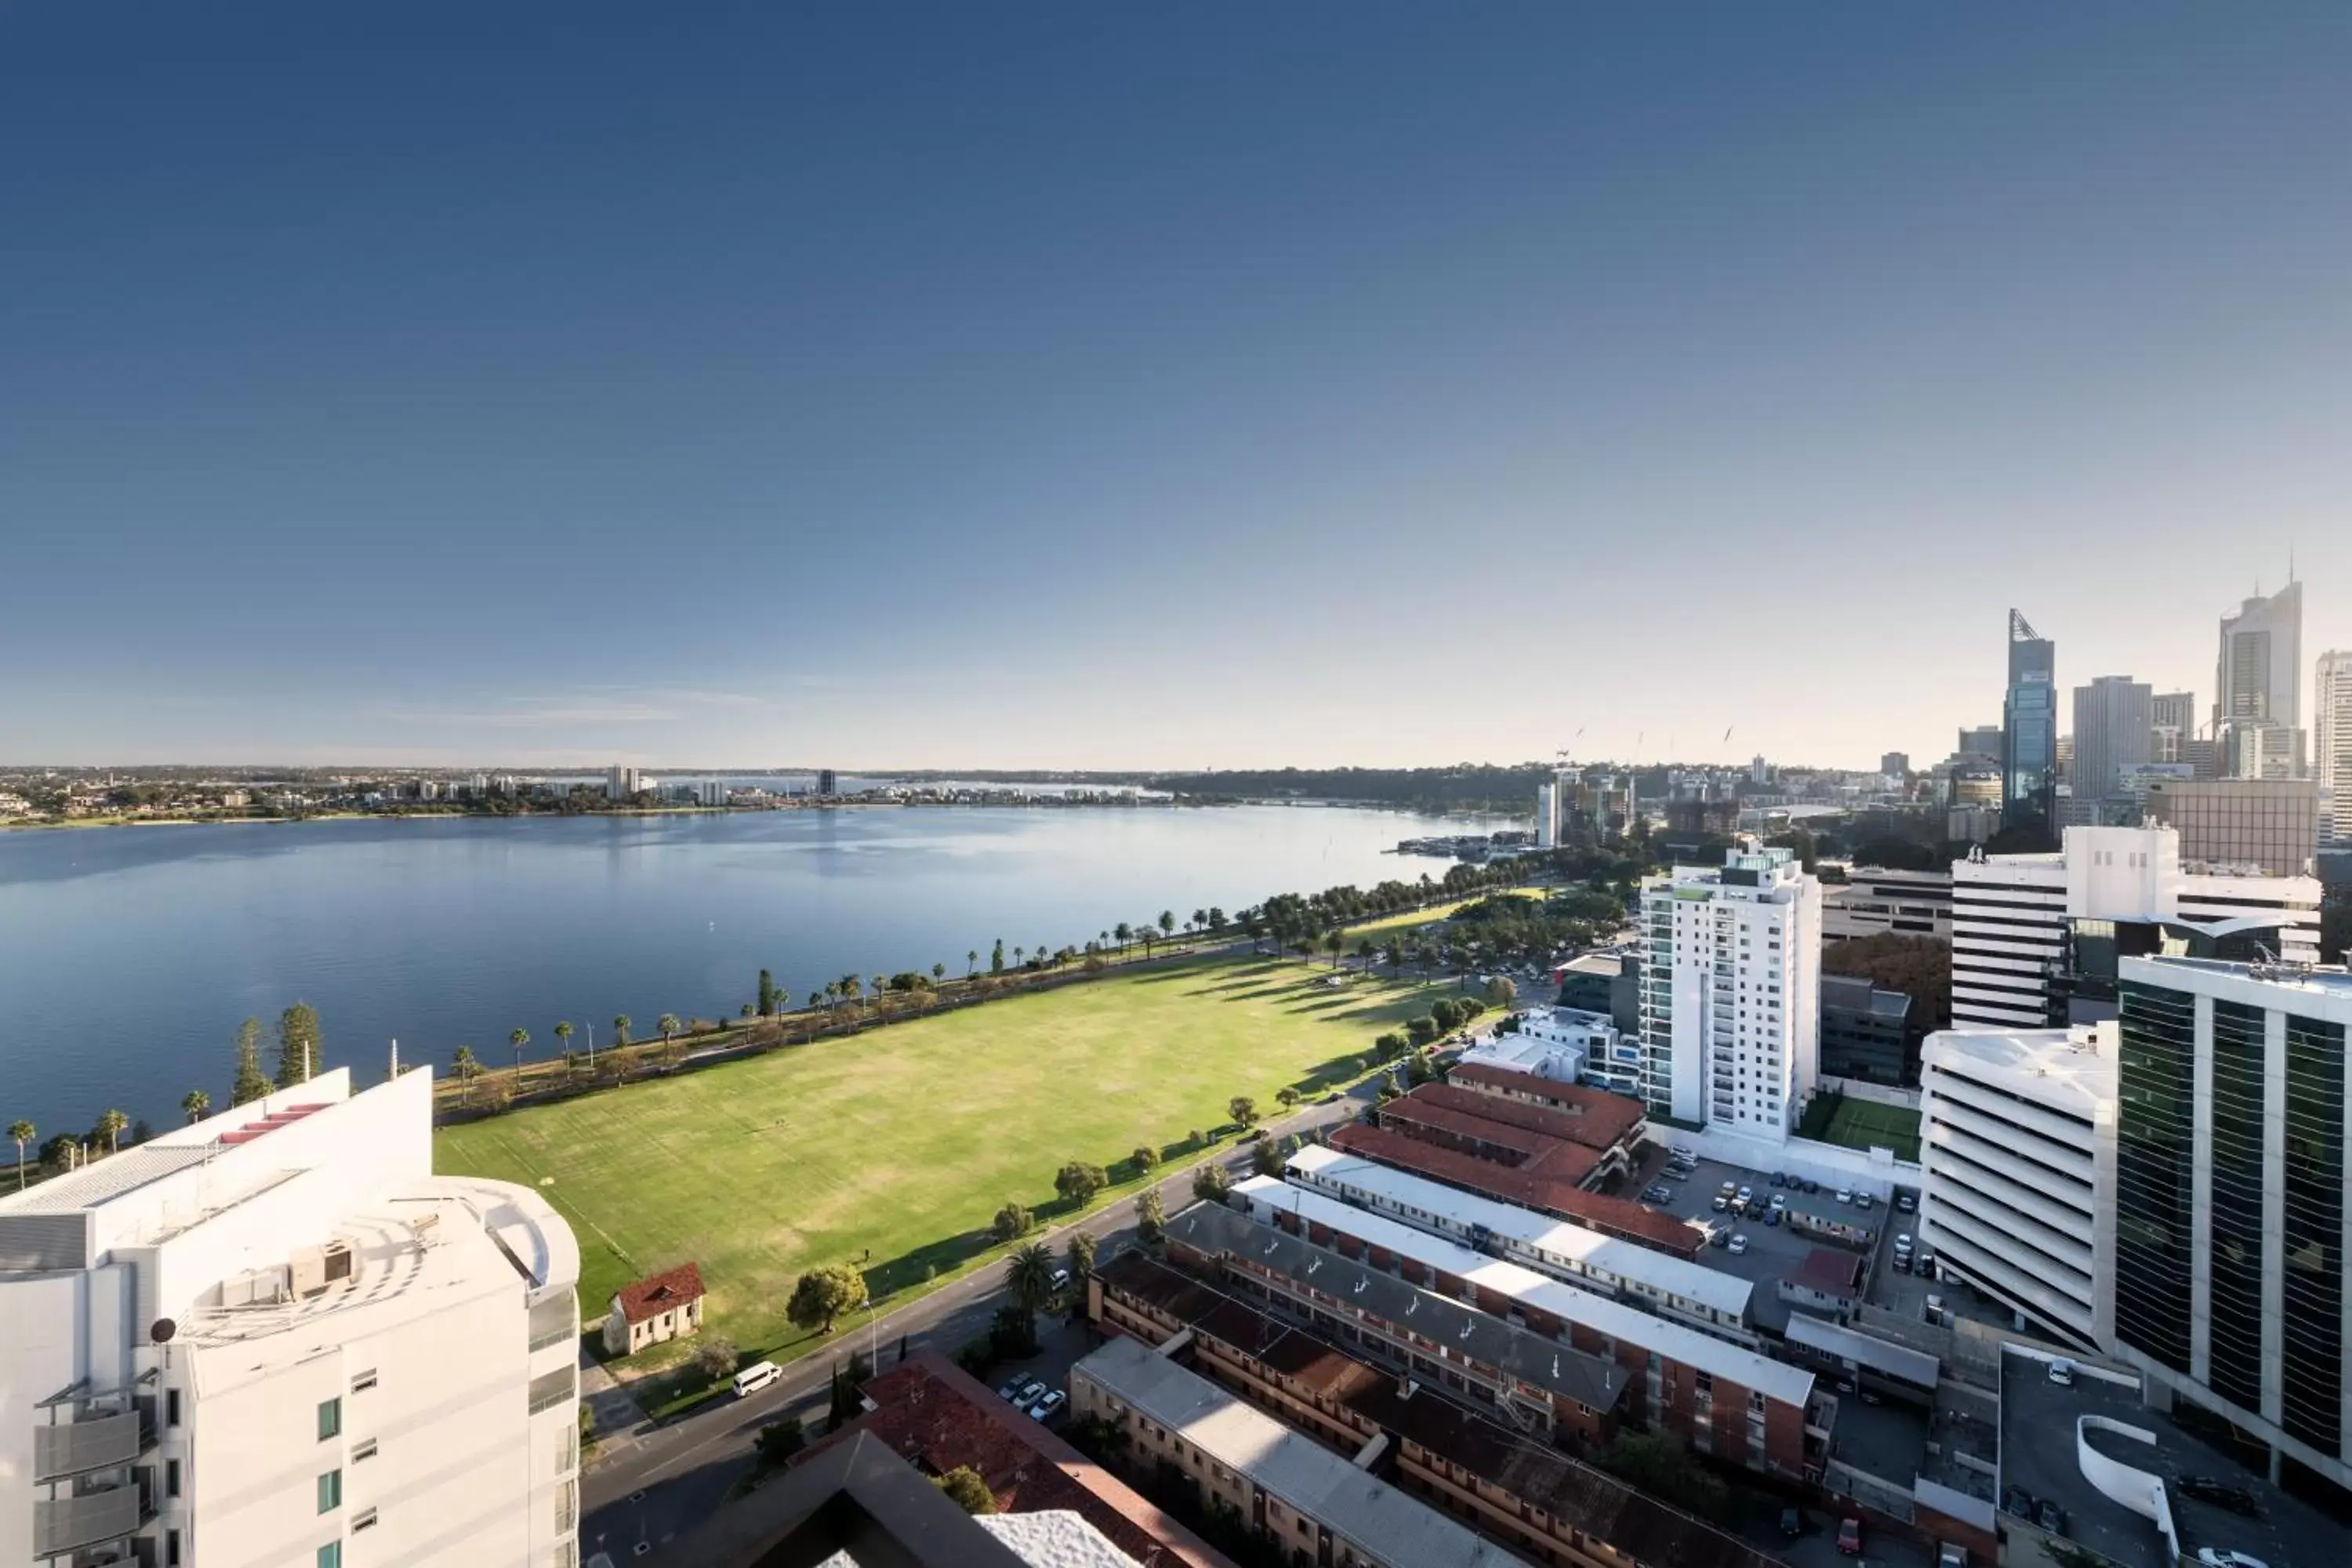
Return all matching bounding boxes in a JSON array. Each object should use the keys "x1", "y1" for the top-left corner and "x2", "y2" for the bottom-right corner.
[{"x1": 604, "y1": 1261, "x2": 707, "y2": 1356}]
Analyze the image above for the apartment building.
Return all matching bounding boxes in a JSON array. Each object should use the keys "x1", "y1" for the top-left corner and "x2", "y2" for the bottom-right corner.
[
  {"x1": 1917, "y1": 1023, "x2": 2116, "y2": 1350},
  {"x1": 1636, "y1": 843, "x2": 1824, "y2": 1142},
  {"x1": 1949, "y1": 826, "x2": 2321, "y2": 1030},
  {"x1": 1068, "y1": 1336, "x2": 1528, "y2": 1568},
  {"x1": 1820, "y1": 865, "x2": 1954, "y2": 943},
  {"x1": 1090, "y1": 1250, "x2": 1784, "y2": 1568},
  {"x1": 0, "y1": 1069, "x2": 583, "y2": 1568},
  {"x1": 2317, "y1": 650, "x2": 2352, "y2": 838},
  {"x1": 2111, "y1": 956, "x2": 2352, "y2": 1493},
  {"x1": 1198, "y1": 1185, "x2": 1818, "y2": 1478}
]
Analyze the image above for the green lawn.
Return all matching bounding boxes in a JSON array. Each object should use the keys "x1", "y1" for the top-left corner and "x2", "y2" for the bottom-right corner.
[
  {"x1": 1817, "y1": 1098, "x2": 1922, "y2": 1162},
  {"x1": 435, "y1": 954, "x2": 1446, "y2": 1381}
]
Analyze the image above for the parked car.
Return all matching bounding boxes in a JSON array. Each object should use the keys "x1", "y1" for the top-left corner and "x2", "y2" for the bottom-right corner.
[
  {"x1": 2003, "y1": 1486, "x2": 2034, "y2": 1519},
  {"x1": 1836, "y1": 1518, "x2": 1864, "y2": 1556},
  {"x1": 1856, "y1": 1191, "x2": 1875, "y2": 1210},
  {"x1": 1728, "y1": 1233, "x2": 1750, "y2": 1255},
  {"x1": 1894, "y1": 1251, "x2": 1912, "y2": 1273},
  {"x1": 1769, "y1": 1171, "x2": 1785, "y2": 1188},
  {"x1": 1014, "y1": 1379, "x2": 1048, "y2": 1406},
  {"x1": 2035, "y1": 1499, "x2": 2067, "y2": 1535},
  {"x1": 1735, "y1": 1186, "x2": 1754, "y2": 1206},
  {"x1": 1712, "y1": 1195, "x2": 1730, "y2": 1212},
  {"x1": 1915, "y1": 1249, "x2": 1936, "y2": 1273},
  {"x1": 1924, "y1": 1293, "x2": 1945, "y2": 1324},
  {"x1": 1805, "y1": 1178, "x2": 1820, "y2": 1194},
  {"x1": 1765, "y1": 1208, "x2": 1781, "y2": 1227},
  {"x1": 1835, "y1": 1187, "x2": 1854, "y2": 1205},
  {"x1": 1049, "y1": 1268, "x2": 1072, "y2": 1292},
  {"x1": 2048, "y1": 1357, "x2": 2076, "y2": 1387},
  {"x1": 1643, "y1": 1185, "x2": 1673, "y2": 1203},
  {"x1": 1719, "y1": 1180, "x2": 1737, "y2": 1197},
  {"x1": 2194, "y1": 1551, "x2": 2270, "y2": 1568},
  {"x1": 1769, "y1": 1192, "x2": 1788, "y2": 1211},
  {"x1": 1896, "y1": 1192, "x2": 1917, "y2": 1212},
  {"x1": 1778, "y1": 1507, "x2": 1804, "y2": 1540},
  {"x1": 1710, "y1": 1227, "x2": 1731, "y2": 1248},
  {"x1": 1028, "y1": 1389, "x2": 1066, "y2": 1421},
  {"x1": 997, "y1": 1376, "x2": 1030, "y2": 1401}
]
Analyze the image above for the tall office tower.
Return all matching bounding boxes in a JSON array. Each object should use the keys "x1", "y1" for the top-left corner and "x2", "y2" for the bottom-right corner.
[
  {"x1": 816, "y1": 768, "x2": 838, "y2": 797},
  {"x1": 1958, "y1": 724, "x2": 2003, "y2": 760},
  {"x1": 1881, "y1": 751, "x2": 1910, "y2": 778},
  {"x1": 2151, "y1": 691, "x2": 2198, "y2": 735},
  {"x1": 2111, "y1": 954, "x2": 2352, "y2": 1491},
  {"x1": 2003, "y1": 610, "x2": 2058, "y2": 830},
  {"x1": 2072, "y1": 676, "x2": 2154, "y2": 807},
  {"x1": 0, "y1": 1070, "x2": 583, "y2": 1568},
  {"x1": 1918, "y1": 1021, "x2": 2117, "y2": 1350},
  {"x1": 2216, "y1": 581, "x2": 2305, "y2": 777},
  {"x1": 1534, "y1": 777, "x2": 1560, "y2": 849},
  {"x1": 1948, "y1": 826, "x2": 2323, "y2": 1030},
  {"x1": 1635, "y1": 841, "x2": 1822, "y2": 1143},
  {"x1": 2318, "y1": 650, "x2": 2352, "y2": 837}
]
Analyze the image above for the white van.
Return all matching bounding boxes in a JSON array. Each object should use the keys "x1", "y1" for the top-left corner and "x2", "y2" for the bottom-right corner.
[{"x1": 733, "y1": 1360, "x2": 783, "y2": 1398}]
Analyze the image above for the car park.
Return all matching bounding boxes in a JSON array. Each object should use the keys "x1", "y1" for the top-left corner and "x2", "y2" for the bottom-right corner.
[
  {"x1": 2035, "y1": 1499, "x2": 2067, "y2": 1535},
  {"x1": 1836, "y1": 1518, "x2": 1863, "y2": 1556},
  {"x1": 1028, "y1": 1389, "x2": 1066, "y2": 1421}
]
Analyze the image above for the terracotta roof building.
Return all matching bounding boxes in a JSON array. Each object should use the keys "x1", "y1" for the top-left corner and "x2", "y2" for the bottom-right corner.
[
  {"x1": 1327, "y1": 1123, "x2": 1702, "y2": 1258},
  {"x1": 604, "y1": 1261, "x2": 706, "y2": 1356},
  {"x1": 1443, "y1": 1065, "x2": 1649, "y2": 1152}
]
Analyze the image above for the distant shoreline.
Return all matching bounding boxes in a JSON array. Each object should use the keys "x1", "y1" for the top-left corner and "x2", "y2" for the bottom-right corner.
[{"x1": 0, "y1": 798, "x2": 1197, "y2": 836}]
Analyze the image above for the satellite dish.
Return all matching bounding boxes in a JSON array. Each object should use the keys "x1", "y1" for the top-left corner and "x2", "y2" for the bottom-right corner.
[{"x1": 151, "y1": 1319, "x2": 177, "y2": 1344}]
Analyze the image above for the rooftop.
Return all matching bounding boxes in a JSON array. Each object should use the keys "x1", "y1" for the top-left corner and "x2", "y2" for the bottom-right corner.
[
  {"x1": 1073, "y1": 1336, "x2": 1526, "y2": 1568},
  {"x1": 1323, "y1": 1123, "x2": 1700, "y2": 1257},
  {"x1": 2122, "y1": 953, "x2": 2352, "y2": 1006},
  {"x1": 1443, "y1": 1067, "x2": 1648, "y2": 1149},
  {"x1": 1787, "y1": 1247, "x2": 1864, "y2": 1298},
  {"x1": 1377, "y1": 1091, "x2": 1601, "y2": 1185},
  {"x1": 1781, "y1": 1312, "x2": 1938, "y2": 1388},
  {"x1": 1217, "y1": 1181, "x2": 1813, "y2": 1405},
  {"x1": 1922, "y1": 1023, "x2": 2115, "y2": 1116},
  {"x1": 1403, "y1": 1080, "x2": 1632, "y2": 1155},
  {"x1": 614, "y1": 1260, "x2": 706, "y2": 1325},
  {"x1": 1287, "y1": 1144, "x2": 1750, "y2": 1319}
]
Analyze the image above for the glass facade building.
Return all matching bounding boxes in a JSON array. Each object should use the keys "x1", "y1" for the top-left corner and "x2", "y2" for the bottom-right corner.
[{"x1": 2003, "y1": 609, "x2": 2057, "y2": 831}]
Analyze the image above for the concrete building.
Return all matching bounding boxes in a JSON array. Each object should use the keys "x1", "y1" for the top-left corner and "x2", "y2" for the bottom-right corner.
[
  {"x1": 2143, "y1": 777, "x2": 2320, "y2": 877},
  {"x1": 0, "y1": 1069, "x2": 582, "y2": 1568},
  {"x1": 2318, "y1": 649, "x2": 2352, "y2": 838},
  {"x1": 1552, "y1": 951, "x2": 1638, "y2": 1036},
  {"x1": 2110, "y1": 955, "x2": 2352, "y2": 1492},
  {"x1": 1456, "y1": 1006, "x2": 1633, "y2": 1094},
  {"x1": 1947, "y1": 826, "x2": 2322, "y2": 1031},
  {"x1": 607, "y1": 764, "x2": 641, "y2": 799},
  {"x1": 2215, "y1": 581, "x2": 2305, "y2": 778},
  {"x1": 1068, "y1": 1336, "x2": 1526, "y2": 1568},
  {"x1": 1535, "y1": 777, "x2": 1560, "y2": 850},
  {"x1": 1820, "y1": 865, "x2": 1952, "y2": 943},
  {"x1": 1918, "y1": 1022, "x2": 2116, "y2": 1351},
  {"x1": 2074, "y1": 675, "x2": 2154, "y2": 807},
  {"x1": 1817, "y1": 974, "x2": 1915, "y2": 1085},
  {"x1": 1881, "y1": 752, "x2": 1909, "y2": 779},
  {"x1": 1956, "y1": 724, "x2": 2003, "y2": 761},
  {"x1": 2151, "y1": 690, "x2": 2198, "y2": 736},
  {"x1": 2004, "y1": 609, "x2": 2059, "y2": 829},
  {"x1": 1636, "y1": 842, "x2": 1824, "y2": 1142}
]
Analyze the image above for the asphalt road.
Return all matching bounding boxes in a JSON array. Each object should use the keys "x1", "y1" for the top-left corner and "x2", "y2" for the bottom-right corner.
[{"x1": 578, "y1": 1065, "x2": 1398, "y2": 1563}]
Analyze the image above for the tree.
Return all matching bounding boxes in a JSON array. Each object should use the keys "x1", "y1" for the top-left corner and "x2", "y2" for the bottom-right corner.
[
  {"x1": 1486, "y1": 975, "x2": 1518, "y2": 1009},
  {"x1": 1054, "y1": 1160, "x2": 1109, "y2": 1207},
  {"x1": 1005, "y1": 1242, "x2": 1058, "y2": 1318},
  {"x1": 1113, "y1": 920, "x2": 1132, "y2": 955},
  {"x1": 1065, "y1": 1230, "x2": 1098, "y2": 1283},
  {"x1": 932, "y1": 962, "x2": 947, "y2": 985},
  {"x1": 787, "y1": 1265, "x2": 869, "y2": 1336},
  {"x1": 1136, "y1": 1188, "x2": 1166, "y2": 1243},
  {"x1": 1159, "y1": 910, "x2": 1176, "y2": 938},
  {"x1": 451, "y1": 1045, "x2": 483, "y2": 1105},
  {"x1": 554, "y1": 1022, "x2": 575, "y2": 1067},
  {"x1": 967, "y1": 949, "x2": 979, "y2": 978},
  {"x1": 1406, "y1": 1015, "x2": 1440, "y2": 1047},
  {"x1": 1130, "y1": 1145, "x2": 1160, "y2": 1175},
  {"x1": 1594, "y1": 1429, "x2": 1730, "y2": 1520},
  {"x1": 1251, "y1": 1138, "x2": 1285, "y2": 1178},
  {"x1": 1192, "y1": 1163, "x2": 1232, "y2": 1202},
  {"x1": 935, "y1": 1465, "x2": 997, "y2": 1515},
  {"x1": 231, "y1": 1018, "x2": 272, "y2": 1105},
  {"x1": 509, "y1": 1027, "x2": 530, "y2": 1076},
  {"x1": 1324, "y1": 931, "x2": 1345, "y2": 967},
  {"x1": 991, "y1": 939, "x2": 1006, "y2": 975},
  {"x1": 1276, "y1": 1087, "x2": 1300, "y2": 1112},
  {"x1": 275, "y1": 1001, "x2": 323, "y2": 1087},
  {"x1": 754, "y1": 1418, "x2": 807, "y2": 1468},
  {"x1": 992, "y1": 1201, "x2": 1033, "y2": 1243},
  {"x1": 1227, "y1": 1095, "x2": 1258, "y2": 1129},
  {"x1": 8, "y1": 1120, "x2": 31, "y2": 1190},
  {"x1": 180, "y1": 1090, "x2": 210, "y2": 1124},
  {"x1": 757, "y1": 968, "x2": 778, "y2": 1017},
  {"x1": 612, "y1": 1014, "x2": 632, "y2": 1046},
  {"x1": 693, "y1": 1335, "x2": 741, "y2": 1382},
  {"x1": 96, "y1": 1109, "x2": 129, "y2": 1154}
]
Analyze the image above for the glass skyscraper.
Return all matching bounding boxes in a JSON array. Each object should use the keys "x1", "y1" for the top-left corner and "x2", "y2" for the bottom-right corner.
[{"x1": 2003, "y1": 608, "x2": 2056, "y2": 831}]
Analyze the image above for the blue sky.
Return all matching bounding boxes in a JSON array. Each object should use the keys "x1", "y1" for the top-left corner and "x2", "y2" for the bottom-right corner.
[{"x1": 4, "y1": 4, "x2": 2347, "y2": 770}]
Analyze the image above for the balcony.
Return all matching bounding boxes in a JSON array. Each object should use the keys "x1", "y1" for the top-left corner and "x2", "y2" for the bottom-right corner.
[
  {"x1": 34, "y1": 1477, "x2": 152, "y2": 1559},
  {"x1": 34, "y1": 1409, "x2": 147, "y2": 1480}
]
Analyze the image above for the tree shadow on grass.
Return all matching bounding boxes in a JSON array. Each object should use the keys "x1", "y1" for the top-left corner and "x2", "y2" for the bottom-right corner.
[{"x1": 862, "y1": 1226, "x2": 996, "y2": 1301}]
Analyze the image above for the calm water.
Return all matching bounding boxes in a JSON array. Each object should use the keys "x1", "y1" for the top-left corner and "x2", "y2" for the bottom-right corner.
[{"x1": 0, "y1": 805, "x2": 1480, "y2": 1134}]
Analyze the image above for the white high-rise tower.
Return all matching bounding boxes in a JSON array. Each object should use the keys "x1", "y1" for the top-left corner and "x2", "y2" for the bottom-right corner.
[{"x1": 2318, "y1": 648, "x2": 2352, "y2": 838}]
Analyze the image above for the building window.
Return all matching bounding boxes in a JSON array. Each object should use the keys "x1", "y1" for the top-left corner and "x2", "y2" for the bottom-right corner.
[
  {"x1": 166, "y1": 1529, "x2": 181, "y2": 1566},
  {"x1": 318, "y1": 1468, "x2": 342, "y2": 1513},
  {"x1": 166, "y1": 1458, "x2": 181, "y2": 1497},
  {"x1": 318, "y1": 1546, "x2": 341, "y2": 1568},
  {"x1": 165, "y1": 1389, "x2": 181, "y2": 1428},
  {"x1": 318, "y1": 1397, "x2": 341, "y2": 1442}
]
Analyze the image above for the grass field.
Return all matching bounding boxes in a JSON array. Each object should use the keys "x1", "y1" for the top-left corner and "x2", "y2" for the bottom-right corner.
[
  {"x1": 1817, "y1": 1097, "x2": 1922, "y2": 1162},
  {"x1": 435, "y1": 954, "x2": 1449, "y2": 1383}
]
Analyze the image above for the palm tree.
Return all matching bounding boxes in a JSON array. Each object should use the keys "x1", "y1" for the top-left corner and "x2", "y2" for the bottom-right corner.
[
  {"x1": 931, "y1": 963, "x2": 946, "y2": 985},
  {"x1": 967, "y1": 949, "x2": 978, "y2": 978},
  {"x1": 1013, "y1": 946, "x2": 1025, "y2": 968},
  {"x1": 96, "y1": 1109, "x2": 129, "y2": 1154},
  {"x1": 510, "y1": 1028, "x2": 530, "y2": 1078},
  {"x1": 1004, "y1": 1242, "x2": 1058, "y2": 1323},
  {"x1": 612, "y1": 1014, "x2": 633, "y2": 1047},
  {"x1": 658, "y1": 1014, "x2": 682, "y2": 1047},
  {"x1": 181, "y1": 1090, "x2": 211, "y2": 1125},
  {"x1": 8, "y1": 1120, "x2": 32, "y2": 1190},
  {"x1": 554, "y1": 1021, "x2": 575, "y2": 1073},
  {"x1": 452, "y1": 1046, "x2": 481, "y2": 1106},
  {"x1": 1158, "y1": 910, "x2": 1175, "y2": 939}
]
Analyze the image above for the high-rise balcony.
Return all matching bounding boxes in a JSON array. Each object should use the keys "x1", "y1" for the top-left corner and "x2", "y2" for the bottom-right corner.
[
  {"x1": 33, "y1": 1408, "x2": 147, "y2": 1481},
  {"x1": 34, "y1": 1475, "x2": 152, "y2": 1559}
]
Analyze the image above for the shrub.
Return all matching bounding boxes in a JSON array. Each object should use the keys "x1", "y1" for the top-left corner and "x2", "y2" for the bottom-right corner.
[
  {"x1": 936, "y1": 1465, "x2": 997, "y2": 1515},
  {"x1": 1054, "y1": 1160, "x2": 1109, "y2": 1206},
  {"x1": 1131, "y1": 1145, "x2": 1160, "y2": 1174},
  {"x1": 1192, "y1": 1163, "x2": 1232, "y2": 1202},
  {"x1": 693, "y1": 1335, "x2": 740, "y2": 1381},
  {"x1": 992, "y1": 1201, "x2": 1033, "y2": 1243}
]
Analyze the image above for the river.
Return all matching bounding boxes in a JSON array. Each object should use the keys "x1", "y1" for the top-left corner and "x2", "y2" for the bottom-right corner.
[{"x1": 0, "y1": 804, "x2": 1489, "y2": 1134}]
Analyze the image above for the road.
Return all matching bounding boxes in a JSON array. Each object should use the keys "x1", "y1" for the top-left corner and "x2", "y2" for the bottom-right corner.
[{"x1": 577, "y1": 1062, "x2": 1406, "y2": 1563}]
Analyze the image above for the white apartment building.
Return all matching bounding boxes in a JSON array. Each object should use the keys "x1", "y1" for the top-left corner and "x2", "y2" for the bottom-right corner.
[
  {"x1": 2319, "y1": 649, "x2": 2352, "y2": 837},
  {"x1": 1636, "y1": 843, "x2": 1823, "y2": 1142},
  {"x1": 1918, "y1": 1023, "x2": 2116, "y2": 1351},
  {"x1": 0, "y1": 1069, "x2": 583, "y2": 1568},
  {"x1": 1820, "y1": 865, "x2": 1953, "y2": 943},
  {"x1": 1948, "y1": 826, "x2": 2321, "y2": 1031}
]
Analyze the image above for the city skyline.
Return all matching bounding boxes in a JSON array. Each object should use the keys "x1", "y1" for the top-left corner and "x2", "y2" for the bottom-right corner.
[{"x1": 3, "y1": 5, "x2": 2349, "y2": 770}]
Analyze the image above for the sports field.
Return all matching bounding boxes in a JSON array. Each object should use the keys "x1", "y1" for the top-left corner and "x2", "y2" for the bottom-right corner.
[
  {"x1": 1818, "y1": 1097, "x2": 1922, "y2": 1162},
  {"x1": 435, "y1": 955, "x2": 1448, "y2": 1377}
]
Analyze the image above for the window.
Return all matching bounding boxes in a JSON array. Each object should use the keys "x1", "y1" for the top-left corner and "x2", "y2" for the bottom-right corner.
[
  {"x1": 351, "y1": 1370, "x2": 378, "y2": 1394},
  {"x1": 167, "y1": 1458, "x2": 182, "y2": 1497},
  {"x1": 318, "y1": 1397, "x2": 341, "y2": 1441},
  {"x1": 318, "y1": 1546, "x2": 341, "y2": 1568},
  {"x1": 318, "y1": 1468, "x2": 342, "y2": 1513},
  {"x1": 165, "y1": 1389, "x2": 182, "y2": 1428},
  {"x1": 166, "y1": 1529, "x2": 182, "y2": 1566}
]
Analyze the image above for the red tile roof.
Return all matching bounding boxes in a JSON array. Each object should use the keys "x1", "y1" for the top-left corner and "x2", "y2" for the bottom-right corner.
[
  {"x1": 1327, "y1": 1123, "x2": 1702, "y2": 1258},
  {"x1": 1380, "y1": 1087, "x2": 1603, "y2": 1185},
  {"x1": 1791, "y1": 1247, "x2": 1864, "y2": 1297},
  {"x1": 613, "y1": 1261, "x2": 706, "y2": 1325},
  {"x1": 1443, "y1": 1066, "x2": 1647, "y2": 1149},
  {"x1": 799, "y1": 1351, "x2": 1233, "y2": 1568}
]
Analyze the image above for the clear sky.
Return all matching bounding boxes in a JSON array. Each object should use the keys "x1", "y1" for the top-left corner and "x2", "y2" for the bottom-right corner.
[{"x1": 4, "y1": 4, "x2": 2347, "y2": 771}]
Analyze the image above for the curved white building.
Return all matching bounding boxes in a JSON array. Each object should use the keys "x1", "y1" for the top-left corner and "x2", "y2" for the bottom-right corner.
[{"x1": 1, "y1": 1068, "x2": 582, "y2": 1568}]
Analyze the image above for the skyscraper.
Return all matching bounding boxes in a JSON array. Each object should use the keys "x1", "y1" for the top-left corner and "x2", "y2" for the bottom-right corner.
[
  {"x1": 2002, "y1": 609, "x2": 2057, "y2": 831},
  {"x1": 2072, "y1": 676, "x2": 2153, "y2": 808},
  {"x1": 2318, "y1": 649, "x2": 2352, "y2": 837},
  {"x1": 2216, "y1": 581, "x2": 2305, "y2": 778}
]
